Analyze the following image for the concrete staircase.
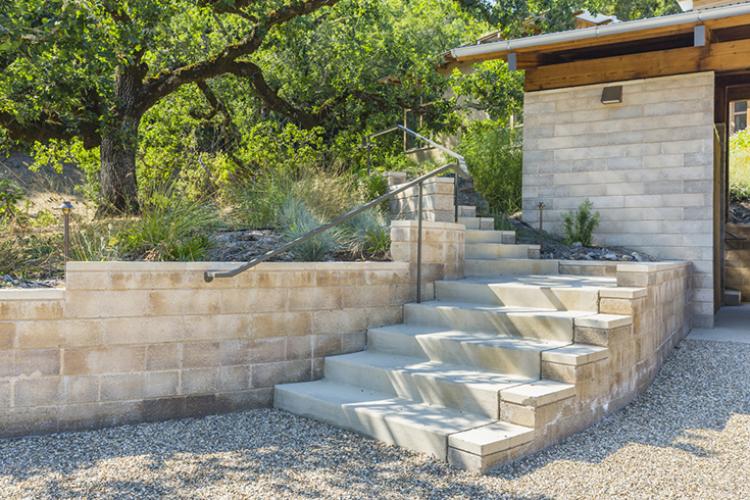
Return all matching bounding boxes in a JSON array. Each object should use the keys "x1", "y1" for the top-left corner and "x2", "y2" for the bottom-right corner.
[{"x1": 275, "y1": 205, "x2": 628, "y2": 472}]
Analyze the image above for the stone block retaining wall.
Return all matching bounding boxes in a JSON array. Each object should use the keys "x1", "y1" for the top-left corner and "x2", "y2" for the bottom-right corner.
[
  {"x1": 0, "y1": 261, "x2": 413, "y2": 437},
  {"x1": 522, "y1": 72, "x2": 715, "y2": 326},
  {"x1": 390, "y1": 177, "x2": 456, "y2": 222},
  {"x1": 524, "y1": 261, "x2": 692, "y2": 454}
]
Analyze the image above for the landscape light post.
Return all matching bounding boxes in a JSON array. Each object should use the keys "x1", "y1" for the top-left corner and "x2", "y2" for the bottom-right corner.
[{"x1": 59, "y1": 201, "x2": 73, "y2": 261}]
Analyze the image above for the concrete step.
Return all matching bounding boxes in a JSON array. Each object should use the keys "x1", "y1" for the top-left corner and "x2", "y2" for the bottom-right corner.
[
  {"x1": 458, "y1": 217, "x2": 495, "y2": 230},
  {"x1": 465, "y1": 243, "x2": 540, "y2": 260},
  {"x1": 403, "y1": 301, "x2": 596, "y2": 342},
  {"x1": 324, "y1": 351, "x2": 533, "y2": 418},
  {"x1": 458, "y1": 205, "x2": 476, "y2": 218},
  {"x1": 274, "y1": 380, "x2": 495, "y2": 459},
  {"x1": 435, "y1": 275, "x2": 612, "y2": 312},
  {"x1": 466, "y1": 230, "x2": 516, "y2": 244},
  {"x1": 724, "y1": 289, "x2": 742, "y2": 306},
  {"x1": 465, "y1": 258, "x2": 559, "y2": 276},
  {"x1": 367, "y1": 324, "x2": 568, "y2": 378},
  {"x1": 448, "y1": 421, "x2": 535, "y2": 472}
]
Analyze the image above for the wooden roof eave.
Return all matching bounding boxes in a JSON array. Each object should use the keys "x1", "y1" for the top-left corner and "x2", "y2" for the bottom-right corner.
[{"x1": 446, "y1": 11, "x2": 750, "y2": 71}]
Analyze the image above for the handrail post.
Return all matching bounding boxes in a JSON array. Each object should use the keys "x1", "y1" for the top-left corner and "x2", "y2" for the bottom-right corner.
[
  {"x1": 453, "y1": 172, "x2": 459, "y2": 223},
  {"x1": 416, "y1": 181, "x2": 424, "y2": 304}
]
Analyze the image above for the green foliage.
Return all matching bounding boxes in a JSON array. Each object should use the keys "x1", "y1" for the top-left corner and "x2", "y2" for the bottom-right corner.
[
  {"x1": 0, "y1": 178, "x2": 24, "y2": 224},
  {"x1": 459, "y1": 121, "x2": 522, "y2": 215},
  {"x1": 730, "y1": 183, "x2": 750, "y2": 203},
  {"x1": 730, "y1": 129, "x2": 750, "y2": 203},
  {"x1": 70, "y1": 222, "x2": 121, "y2": 262},
  {"x1": 278, "y1": 195, "x2": 339, "y2": 261},
  {"x1": 115, "y1": 201, "x2": 219, "y2": 261},
  {"x1": 0, "y1": 232, "x2": 61, "y2": 280},
  {"x1": 340, "y1": 211, "x2": 391, "y2": 260},
  {"x1": 562, "y1": 200, "x2": 601, "y2": 247}
]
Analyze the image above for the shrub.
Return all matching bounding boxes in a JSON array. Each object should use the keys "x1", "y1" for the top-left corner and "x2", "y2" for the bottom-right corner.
[
  {"x1": 339, "y1": 211, "x2": 391, "y2": 260},
  {"x1": 227, "y1": 173, "x2": 294, "y2": 229},
  {"x1": 70, "y1": 222, "x2": 121, "y2": 262},
  {"x1": 0, "y1": 179, "x2": 24, "y2": 225},
  {"x1": 459, "y1": 120, "x2": 522, "y2": 215},
  {"x1": 114, "y1": 200, "x2": 219, "y2": 261},
  {"x1": 562, "y1": 199, "x2": 600, "y2": 247},
  {"x1": 278, "y1": 195, "x2": 339, "y2": 261},
  {"x1": 0, "y1": 232, "x2": 62, "y2": 280},
  {"x1": 731, "y1": 183, "x2": 750, "y2": 203}
]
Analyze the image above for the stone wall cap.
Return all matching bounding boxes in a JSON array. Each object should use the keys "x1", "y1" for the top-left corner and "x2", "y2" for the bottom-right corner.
[
  {"x1": 615, "y1": 261, "x2": 689, "y2": 273},
  {"x1": 575, "y1": 313, "x2": 632, "y2": 329},
  {"x1": 542, "y1": 344, "x2": 609, "y2": 366},
  {"x1": 0, "y1": 288, "x2": 65, "y2": 301},
  {"x1": 390, "y1": 220, "x2": 465, "y2": 230},
  {"x1": 598, "y1": 287, "x2": 647, "y2": 299},
  {"x1": 66, "y1": 260, "x2": 409, "y2": 273}
]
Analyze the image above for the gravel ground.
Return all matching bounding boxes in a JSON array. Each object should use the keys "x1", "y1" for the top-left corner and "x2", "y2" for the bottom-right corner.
[{"x1": 1, "y1": 339, "x2": 749, "y2": 499}]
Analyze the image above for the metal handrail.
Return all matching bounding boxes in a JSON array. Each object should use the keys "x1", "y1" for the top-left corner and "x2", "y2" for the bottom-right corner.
[{"x1": 204, "y1": 125, "x2": 470, "y2": 303}]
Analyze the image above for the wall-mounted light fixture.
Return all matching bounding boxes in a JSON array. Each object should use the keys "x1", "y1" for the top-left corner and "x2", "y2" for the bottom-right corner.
[{"x1": 601, "y1": 85, "x2": 623, "y2": 104}]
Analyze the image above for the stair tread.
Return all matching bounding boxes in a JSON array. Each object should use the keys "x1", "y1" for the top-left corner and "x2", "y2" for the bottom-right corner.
[
  {"x1": 410, "y1": 300, "x2": 595, "y2": 318},
  {"x1": 328, "y1": 350, "x2": 536, "y2": 389},
  {"x1": 466, "y1": 230, "x2": 515, "y2": 235},
  {"x1": 450, "y1": 421, "x2": 535, "y2": 456},
  {"x1": 439, "y1": 274, "x2": 617, "y2": 288},
  {"x1": 370, "y1": 324, "x2": 570, "y2": 350},
  {"x1": 276, "y1": 380, "x2": 494, "y2": 433}
]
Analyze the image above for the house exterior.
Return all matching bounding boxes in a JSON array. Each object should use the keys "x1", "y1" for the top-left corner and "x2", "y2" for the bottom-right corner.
[{"x1": 443, "y1": 0, "x2": 750, "y2": 328}]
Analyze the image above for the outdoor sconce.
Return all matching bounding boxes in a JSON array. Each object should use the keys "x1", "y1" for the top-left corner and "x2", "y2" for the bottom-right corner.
[
  {"x1": 58, "y1": 201, "x2": 74, "y2": 261},
  {"x1": 601, "y1": 86, "x2": 623, "y2": 104}
]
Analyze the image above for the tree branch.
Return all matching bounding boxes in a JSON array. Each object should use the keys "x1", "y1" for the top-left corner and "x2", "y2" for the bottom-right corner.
[
  {"x1": 227, "y1": 61, "x2": 320, "y2": 128},
  {"x1": 0, "y1": 111, "x2": 100, "y2": 148},
  {"x1": 139, "y1": 0, "x2": 338, "y2": 113}
]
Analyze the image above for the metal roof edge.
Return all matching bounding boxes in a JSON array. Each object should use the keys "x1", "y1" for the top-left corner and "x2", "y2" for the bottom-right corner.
[{"x1": 449, "y1": 2, "x2": 750, "y2": 61}]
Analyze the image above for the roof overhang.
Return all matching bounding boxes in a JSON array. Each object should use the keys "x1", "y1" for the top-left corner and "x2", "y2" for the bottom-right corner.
[{"x1": 442, "y1": 2, "x2": 750, "y2": 69}]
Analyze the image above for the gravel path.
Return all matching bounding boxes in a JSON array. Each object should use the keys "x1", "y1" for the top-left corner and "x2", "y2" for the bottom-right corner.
[{"x1": 2, "y1": 339, "x2": 749, "y2": 499}]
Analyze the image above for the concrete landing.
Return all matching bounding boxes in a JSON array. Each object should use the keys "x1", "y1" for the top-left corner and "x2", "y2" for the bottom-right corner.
[{"x1": 688, "y1": 304, "x2": 750, "y2": 344}]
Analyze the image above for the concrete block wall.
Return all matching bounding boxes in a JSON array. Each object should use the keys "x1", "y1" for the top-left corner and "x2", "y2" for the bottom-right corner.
[
  {"x1": 725, "y1": 223, "x2": 750, "y2": 301},
  {"x1": 391, "y1": 177, "x2": 456, "y2": 222},
  {"x1": 390, "y1": 220, "x2": 465, "y2": 287},
  {"x1": 0, "y1": 261, "x2": 414, "y2": 437},
  {"x1": 522, "y1": 72, "x2": 715, "y2": 326},
  {"x1": 495, "y1": 260, "x2": 692, "y2": 461}
]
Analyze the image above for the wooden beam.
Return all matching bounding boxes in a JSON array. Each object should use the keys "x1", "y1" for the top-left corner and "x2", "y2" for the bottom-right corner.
[{"x1": 524, "y1": 38, "x2": 750, "y2": 92}]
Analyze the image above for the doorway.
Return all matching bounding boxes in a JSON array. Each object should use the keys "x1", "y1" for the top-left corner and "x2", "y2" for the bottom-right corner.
[{"x1": 715, "y1": 73, "x2": 750, "y2": 307}]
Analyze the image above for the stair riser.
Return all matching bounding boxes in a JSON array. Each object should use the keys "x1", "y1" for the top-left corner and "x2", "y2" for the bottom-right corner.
[
  {"x1": 324, "y1": 358, "x2": 502, "y2": 418},
  {"x1": 458, "y1": 206, "x2": 476, "y2": 218},
  {"x1": 465, "y1": 259, "x2": 559, "y2": 276},
  {"x1": 404, "y1": 304, "x2": 574, "y2": 342},
  {"x1": 466, "y1": 231, "x2": 516, "y2": 244},
  {"x1": 367, "y1": 329, "x2": 543, "y2": 378},
  {"x1": 274, "y1": 387, "x2": 450, "y2": 458},
  {"x1": 465, "y1": 244, "x2": 534, "y2": 259},
  {"x1": 435, "y1": 282, "x2": 599, "y2": 312},
  {"x1": 458, "y1": 217, "x2": 494, "y2": 228}
]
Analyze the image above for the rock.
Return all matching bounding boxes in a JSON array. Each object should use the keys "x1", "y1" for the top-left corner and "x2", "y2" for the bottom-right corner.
[{"x1": 572, "y1": 242, "x2": 583, "y2": 248}]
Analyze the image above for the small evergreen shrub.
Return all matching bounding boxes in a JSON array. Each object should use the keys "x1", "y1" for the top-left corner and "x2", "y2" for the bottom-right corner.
[
  {"x1": 115, "y1": 200, "x2": 219, "y2": 261},
  {"x1": 279, "y1": 195, "x2": 339, "y2": 261},
  {"x1": 340, "y1": 211, "x2": 391, "y2": 259},
  {"x1": 562, "y1": 199, "x2": 600, "y2": 247}
]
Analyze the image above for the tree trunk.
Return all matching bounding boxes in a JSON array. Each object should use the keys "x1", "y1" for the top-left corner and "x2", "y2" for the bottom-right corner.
[
  {"x1": 99, "y1": 115, "x2": 140, "y2": 215},
  {"x1": 98, "y1": 65, "x2": 144, "y2": 216}
]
